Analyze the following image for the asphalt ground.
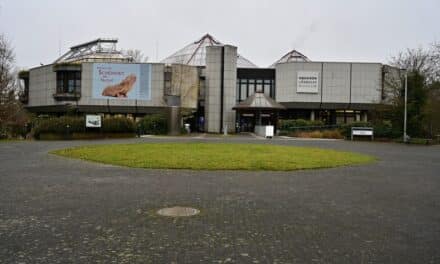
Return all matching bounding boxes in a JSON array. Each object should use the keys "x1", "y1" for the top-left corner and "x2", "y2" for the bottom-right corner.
[{"x1": 0, "y1": 136, "x2": 439, "y2": 263}]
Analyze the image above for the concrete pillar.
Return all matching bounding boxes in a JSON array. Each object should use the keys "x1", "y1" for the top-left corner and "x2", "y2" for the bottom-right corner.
[
  {"x1": 362, "y1": 112, "x2": 368, "y2": 122},
  {"x1": 355, "y1": 113, "x2": 361, "y2": 122},
  {"x1": 310, "y1": 110, "x2": 315, "y2": 121},
  {"x1": 205, "y1": 45, "x2": 237, "y2": 133},
  {"x1": 205, "y1": 46, "x2": 222, "y2": 133},
  {"x1": 222, "y1": 45, "x2": 238, "y2": 133},
  {"x1": 168, "y1": 106, "x2": 181, "y2": 136}
]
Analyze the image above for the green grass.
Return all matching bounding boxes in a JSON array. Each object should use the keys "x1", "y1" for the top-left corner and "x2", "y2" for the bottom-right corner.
[
  {"x1": 51, "y1": 143, "x2": 375, "y2": 171},
  {"x1": 0, "y1": 139, "x2": 23, "y2": 143}
]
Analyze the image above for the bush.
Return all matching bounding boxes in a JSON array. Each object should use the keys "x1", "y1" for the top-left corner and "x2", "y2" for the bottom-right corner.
[
  {"x1": 293, "y1": 129, "x2": 343, "y2": 139},
  {"x1": 308, "y1": 131, "x2": 323, "y2": 138},
  {"x1": 371, "y1": 120, "x2": 393, "y2": 138},
  {"x1": 279, "y1": 119, "x2": 324, "y2": 131},
  {"x1": 322, "y1": 130, "x2": 344, "y2": 139},
  {"x1": 407, "y1": 138, "x2": 434, "y2": 145},
  {"x1": 137, "y1": 114, "x2": 168, "y2": 135},
  {"x1": 0, "y1": 127, "x2": 8, "y2": 139},
  {"x1": 6, "y1": 123, "x2": 28, "y2": 138},
  {"x1": 33, "y1": 116, "x2": 85, "y2": 139},
  {"x1": 341, "y1": 121, "x2": 397, "y2": 139},
  {"x1": 102, "y1": 117, "x2": 136, "y2": 133}
]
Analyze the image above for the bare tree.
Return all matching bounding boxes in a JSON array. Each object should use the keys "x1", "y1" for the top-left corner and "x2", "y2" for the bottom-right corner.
[
  {"x1": 390, "y1": 44, "x2": 439, "y2": 83},
  {"x1": 387, "y1": 43, "x2": 440, "y2": 138},
  {"x1": 0, "y1": 34, "x2": 28, "y2": 138},
  {"x1": 0, "y1": 34, "x2": 15, "y2": 101},
  {"x1": 431, "y1": 42, "x2": 440, "y2": 82},
  {"x1": 122, "y1": 49, "x2": 149, "y2": 63}
]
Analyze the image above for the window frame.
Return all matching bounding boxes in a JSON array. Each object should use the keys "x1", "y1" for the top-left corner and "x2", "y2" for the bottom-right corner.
[{"x1": 56, "y1": 70, "x2": 81, "y2": 94}]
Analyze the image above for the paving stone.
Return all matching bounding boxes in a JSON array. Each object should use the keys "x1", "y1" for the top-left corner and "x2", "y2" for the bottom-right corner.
[{"x1": 0, "y1": 138, "x2": 439, "y2": 263}]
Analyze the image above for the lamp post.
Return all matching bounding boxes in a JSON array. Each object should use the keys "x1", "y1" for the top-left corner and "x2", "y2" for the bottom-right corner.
[{"x1": 403, "y1": 70, "x2": 408, "y2": 143}]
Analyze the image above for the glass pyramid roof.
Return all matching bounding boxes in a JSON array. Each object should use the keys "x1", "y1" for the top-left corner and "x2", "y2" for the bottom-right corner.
[
  {"x1": 269, "y1": 49, "x2": 310, "y2": 68},
  {"x1": 54, "y1": 38, "x2": 132, "y2": 64},
  {"x1": 161, "y1": 34, "x2": 258, "y2": 68}
]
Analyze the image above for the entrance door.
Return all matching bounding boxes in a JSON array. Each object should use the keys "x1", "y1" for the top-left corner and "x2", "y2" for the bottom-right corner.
[{"x1": 238, "y1": 113, "x2": 255, "y2": 132}]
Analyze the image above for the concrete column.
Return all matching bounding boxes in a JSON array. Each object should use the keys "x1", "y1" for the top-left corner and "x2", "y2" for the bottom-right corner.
[
  {"x1": 355, "y1": 113, "x2": 361, "y2": 122},
  {"x1": 205, "y1": 46, "x2": 222, "y2": 133},
  {"x1": 362, "y1": 112, "x2": 368, "y2": 122},
  {"x1": 168, "y1": 106, "x2": 181, "y2": 136},
  {"x1": 222, "y1": 45, "x2": 237, "y2": 133},
  {"x1": 205, "y1": 45, "x2": 237, "y2": 133},
  {"x1": 310, "y1": 110, "x2": 315, "y2": 121}
]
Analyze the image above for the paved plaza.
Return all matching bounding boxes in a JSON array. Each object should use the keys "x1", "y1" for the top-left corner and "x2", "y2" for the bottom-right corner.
[{"x1": 0, "y1": 137, "x2": 439, "y2": 263}]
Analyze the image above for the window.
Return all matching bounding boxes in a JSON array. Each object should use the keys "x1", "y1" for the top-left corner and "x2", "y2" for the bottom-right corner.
[
  {"x1": 264, "y1": 79, "x2": 272, "y2": 97},
  {"x1": 237, "y1": 78, "x2": 275, "y2": 101},
  {"x1": 56, "y1": 71, "x2": 81, "y2": 94},
  {"x1": 256, "y1": 79, "x2": 263, "y2": 93},
  {"x1": 236, "y1": 80, "x2": 240, "y2": 101},
  {"x1": 240, "y1": 82, "x2": 247, "y2": 101},
  {"x1": 247, "y1": 79, "x2": 255, "y2": 96},
  {"x1": 18, "y1": 72, "x2": 30, "y2": 104},
  {"x1": 164, "y1": 70, "x2": 172, "y2": 95}
]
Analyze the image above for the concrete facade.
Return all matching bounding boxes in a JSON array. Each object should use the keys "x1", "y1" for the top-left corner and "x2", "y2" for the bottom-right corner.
[
  {"x1": 21, "y1": 38, "x2": 400, "y2": 132},
  {"x1": 28, "y1": 65, "x2": 57, "y2": 107},
  {"x1": 275, "y1": 62, "x2": 383, "y2": 108}
]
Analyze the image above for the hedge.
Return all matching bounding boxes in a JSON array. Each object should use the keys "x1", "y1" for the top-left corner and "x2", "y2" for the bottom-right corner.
[
  {"x1": 38, "y1": 132, "x2": 135, "y2": 140},
  {"x1": 102, "y1": 117, "x2": 135, "y2": 133},
  {"x1": 137, "y1": 114, "x2": 168, "y2": 135},
  {"x1": 279, "y1": 119, "x2": 325, "y2": 131},
  {"x1": 294, "y1": 130, "x2": 344, "y2": 139},
  {"x1": 33, "y1": 117, "x2": 85, "y2": 138},
  {"x1": 280, "y1": 119, "x2": 396, "y2": 139},
  {"x1": 33, "y1": 116, "x2": 136, "y2": 139}
]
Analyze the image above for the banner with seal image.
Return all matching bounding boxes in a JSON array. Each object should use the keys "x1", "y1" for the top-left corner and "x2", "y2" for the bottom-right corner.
[{"x1": 92, "y1": 63, "x2": 151, "y2": 100}]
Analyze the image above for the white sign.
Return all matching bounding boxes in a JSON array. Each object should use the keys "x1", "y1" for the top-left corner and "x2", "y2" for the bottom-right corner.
[
  {"x1": 265, "y1": 125, "x2": 274, "y2": 138},
  {"x1": 254, "y1": 125, "x2": 274, "y2": 138},
  {"x1": 352, "y1": 130, "x2": 373, "y2": 136},
  {"x1": 297, "y1": 71, "x2": 319, "y2": 93},
  {"x1": 86, "y1": 115, "x2": 102, "y2": 128}
]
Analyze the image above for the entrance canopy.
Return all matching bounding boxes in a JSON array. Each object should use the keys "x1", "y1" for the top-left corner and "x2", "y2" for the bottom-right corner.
[
  {"x1": 234, "y1": 91, "x2": 285, "y2": 131},
  {"x1": 233, "y1": 91, "x2": 285, "y2": 111}
]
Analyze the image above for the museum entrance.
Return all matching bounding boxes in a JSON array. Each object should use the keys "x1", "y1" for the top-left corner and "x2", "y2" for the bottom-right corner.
[
  {"x1": 233, "y1": 91, "x2": 285, "y2": 134},
  {"x1": 237, "y1": 113, "x2": 255, "y2": 132},
  {"x1": 236, "y1": 112, "x2": 278, "y2": 133}
]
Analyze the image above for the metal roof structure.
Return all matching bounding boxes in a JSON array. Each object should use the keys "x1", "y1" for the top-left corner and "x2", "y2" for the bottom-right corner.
[
  {"x1": 233, "y1": 91, "x2": 285, "y2": 110},
  {"x1": 161, "y1": 34, "x2": 258, "y2": 68},
  {"x1": 54, "y1": 38, "x2": 132, "y2": 64},
  {"x1": 269, "y1": 49, "x2": 310, "y2": 68}
]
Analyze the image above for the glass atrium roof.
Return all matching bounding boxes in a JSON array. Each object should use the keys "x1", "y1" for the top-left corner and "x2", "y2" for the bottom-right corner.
[
  {"x1": 269, "y1": 49, "x2": 310, "y2": 68},
  {"x1": 161, "y1": 34, "x2": 258, "y2": 68},
  {"x1": 54, "y1": 38, "x2": 132, "y2": 64}
]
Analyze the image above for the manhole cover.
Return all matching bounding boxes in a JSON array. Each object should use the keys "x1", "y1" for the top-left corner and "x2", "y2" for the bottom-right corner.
[{"x1": 157, "y1": 206, "x2": 200, "y2": 217}]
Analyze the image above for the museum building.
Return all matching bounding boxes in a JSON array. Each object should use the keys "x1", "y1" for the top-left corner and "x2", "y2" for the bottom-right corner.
[{"x1": 18, "y1": 34, "x2": 401, "y2": 133}]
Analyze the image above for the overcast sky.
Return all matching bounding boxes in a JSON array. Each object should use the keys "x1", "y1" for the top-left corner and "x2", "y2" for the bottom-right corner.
[{"x1": 1, "y1": 0, "x2": 439, "y2": 69}]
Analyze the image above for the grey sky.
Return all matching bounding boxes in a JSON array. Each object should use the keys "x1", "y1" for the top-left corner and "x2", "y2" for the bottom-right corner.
[{"x1": 1, "y1": 0, "x2": 439, "y2": 69}]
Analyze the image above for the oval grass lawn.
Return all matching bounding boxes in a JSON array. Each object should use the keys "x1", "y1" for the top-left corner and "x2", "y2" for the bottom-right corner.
[{"x1": 52, "y1": 143, "x2": 375, "y2": 171}]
